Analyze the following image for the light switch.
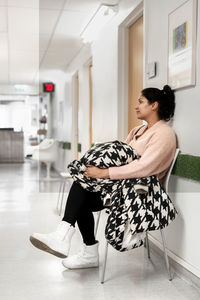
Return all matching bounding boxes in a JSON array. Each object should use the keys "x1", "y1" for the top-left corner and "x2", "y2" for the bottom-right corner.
[{"x1": 147, "y1": 62, "x2": 157, "y2": 79}]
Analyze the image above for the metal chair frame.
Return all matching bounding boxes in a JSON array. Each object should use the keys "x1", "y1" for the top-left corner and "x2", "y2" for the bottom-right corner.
[
  {"x1": 56, "y1": 172, "x2": 72, "y2": 216},
  {"x1": 95, "y1": 148, "x2": 180, "y2": 284}
]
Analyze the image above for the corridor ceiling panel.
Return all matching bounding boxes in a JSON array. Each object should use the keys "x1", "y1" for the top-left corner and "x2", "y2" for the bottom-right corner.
[{"x1": 0, "y1": 0, "x2": 128, "y2": 87}]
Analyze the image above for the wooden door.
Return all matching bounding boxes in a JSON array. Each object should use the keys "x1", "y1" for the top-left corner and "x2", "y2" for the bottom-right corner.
[{"x1": 128, "y1": 16, "x2": 143, "y2": 132}]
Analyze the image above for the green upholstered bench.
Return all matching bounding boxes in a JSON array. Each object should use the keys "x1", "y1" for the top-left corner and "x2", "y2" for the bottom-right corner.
[{"x1": 172, "y1": 153, "x2": 200, "y2": 182}]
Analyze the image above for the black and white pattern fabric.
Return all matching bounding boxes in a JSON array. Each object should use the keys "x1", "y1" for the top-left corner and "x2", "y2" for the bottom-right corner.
[{"x1": 68, "y1": 141, "x2": 178, "y2": 252}]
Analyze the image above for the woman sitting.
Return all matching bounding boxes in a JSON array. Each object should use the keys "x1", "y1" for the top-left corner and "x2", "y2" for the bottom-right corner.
[{"x1": 30, "y1": 85, "x2": 176, "y2": 270}]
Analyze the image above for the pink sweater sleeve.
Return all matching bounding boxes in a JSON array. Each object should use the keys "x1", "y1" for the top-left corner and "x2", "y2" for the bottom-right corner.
[{"x1": 109, "y1": 130, "x2": 176, "y2": 180}]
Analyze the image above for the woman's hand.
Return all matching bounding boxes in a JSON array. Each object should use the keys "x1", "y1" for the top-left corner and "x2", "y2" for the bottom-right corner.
[{"x1": 84, "y1": 165, "x2": 109, "y2": 178}]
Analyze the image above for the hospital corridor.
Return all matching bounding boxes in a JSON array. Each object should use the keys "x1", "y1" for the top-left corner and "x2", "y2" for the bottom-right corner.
[{"x1": 0, "y1": 0, "x2": 200, "y2": 299}]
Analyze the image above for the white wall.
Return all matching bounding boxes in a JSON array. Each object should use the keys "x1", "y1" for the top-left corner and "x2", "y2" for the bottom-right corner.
[
  {"x1": 91, "y1": 24, "x2": 118, "y2": 142},
  {"x1": 144, "y1": 0, "x2": 200, "y2": 278}
]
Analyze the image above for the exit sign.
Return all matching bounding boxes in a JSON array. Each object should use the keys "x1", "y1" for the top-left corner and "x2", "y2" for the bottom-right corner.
[{"x1": 43, "y1": 82, "x2": 55, "y2": 93}]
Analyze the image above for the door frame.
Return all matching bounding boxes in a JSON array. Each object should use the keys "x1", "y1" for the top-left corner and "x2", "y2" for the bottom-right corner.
[
  {"x1": 71, "y1": 57, "x2": 93, "y2": 159},
  {"x1": 89, "y1": 63, "x2": 93, "y2": 148},
  {"x1": 71, "y1": 71, "x2": 79, "y2": 160},
  {"x1": 84, "y1": 57, "x2": 93, "y2": 148},
  {"x1": 117, "y1": 1, "x2": 146, "y2": 140}
]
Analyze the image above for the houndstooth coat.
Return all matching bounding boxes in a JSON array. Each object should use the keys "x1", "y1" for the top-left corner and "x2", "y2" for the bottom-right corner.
[{"x1": 68, "y1": 140, "x2": 178, "y2": 252}]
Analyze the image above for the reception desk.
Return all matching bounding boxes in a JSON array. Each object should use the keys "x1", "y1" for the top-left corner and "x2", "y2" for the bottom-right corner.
[{"x1": 0, "y1": 129, "x2": 24, "y2": 163}]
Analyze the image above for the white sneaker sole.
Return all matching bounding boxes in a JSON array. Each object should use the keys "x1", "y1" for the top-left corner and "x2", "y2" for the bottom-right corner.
[
  {"x1": 62, "y1": 260, "x2": 99, "y2": 269},
  {"x1": 29, "y1": 236, "x2": 67, "y2": 258}
]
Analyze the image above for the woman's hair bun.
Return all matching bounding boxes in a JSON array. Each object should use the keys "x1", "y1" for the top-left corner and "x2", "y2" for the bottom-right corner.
[{"x1": 162, "y1": 85, "x2": 173, "y2": 96}]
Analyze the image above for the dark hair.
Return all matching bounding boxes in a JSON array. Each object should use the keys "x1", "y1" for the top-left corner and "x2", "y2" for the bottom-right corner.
[{"x1": 141, "y1": 85, "x2": 175, "y2": 121}]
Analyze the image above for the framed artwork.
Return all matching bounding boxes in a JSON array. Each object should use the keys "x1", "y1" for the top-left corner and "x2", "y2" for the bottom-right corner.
[{"x1": 168, "y1": 0, "x2": 197, "y2": 89}]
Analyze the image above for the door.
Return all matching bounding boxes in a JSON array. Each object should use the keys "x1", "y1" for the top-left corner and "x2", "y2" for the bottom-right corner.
[{"x1": 128, "y1": 16, "x2": 143, "y2": 132}]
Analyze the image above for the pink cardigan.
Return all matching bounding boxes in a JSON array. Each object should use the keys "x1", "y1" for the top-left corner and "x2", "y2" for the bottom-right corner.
[{"x1": 109, "y1": 120, "x2": 177, "y2": 183}]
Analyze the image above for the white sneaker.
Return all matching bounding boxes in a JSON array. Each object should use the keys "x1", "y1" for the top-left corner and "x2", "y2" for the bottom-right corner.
[
  {"x1": 30, "y1": 221, "x2": 75, "y2": 258},
  {"x1": 62, "y1": 242, "x2": 99, "y2": 269}
]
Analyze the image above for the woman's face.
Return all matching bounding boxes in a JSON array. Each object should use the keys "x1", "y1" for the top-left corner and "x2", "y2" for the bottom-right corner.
[{"x1": 135, "y1": 95, "x2": 158, "y2": 121}]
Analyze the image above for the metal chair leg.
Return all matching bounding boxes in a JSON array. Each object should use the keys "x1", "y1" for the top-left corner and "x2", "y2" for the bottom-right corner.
[
  {"x1": 59, "y1": 180, "x2": 66, "y2": 216},
  {"x1": 56, "y1": 181, "x2": 63, "y2": 212},
  {"x1": 95, "y1": 211, "x2": 101, "y2": 237},
  {"x1": 46, "y1": 162, "x2": 51, "y2": 180},
  {"x1": 60, "y1": 180, "x2": 71, "y2": 215},
  {"x1": 145, "y1": 231, "x2": 150, "y2": 259},
  {"x1": 160, "y1": 229, "x2": 172, "y2": 281},
  {"x1": 101, "y1": 241, "x2": 109, "y2": 284}
]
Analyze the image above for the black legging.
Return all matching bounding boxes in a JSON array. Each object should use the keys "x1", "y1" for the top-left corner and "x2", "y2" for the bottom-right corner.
[{"x1": 62, "y1": 182, "x2": 105, "y2": 246}]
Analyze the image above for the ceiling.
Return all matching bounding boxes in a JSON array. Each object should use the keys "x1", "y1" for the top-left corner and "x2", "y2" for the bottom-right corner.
[
  {"x1": 0, "y1": 0, "x2": 133, "y2": 87},
  {"x1": 0, "y1": 0, "x2": 102, "y2": 85}
]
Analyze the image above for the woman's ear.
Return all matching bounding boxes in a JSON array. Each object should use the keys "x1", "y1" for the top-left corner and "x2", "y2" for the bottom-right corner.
[{"x1": 152, "y1": 101, "x2": 159, "y2": 111}]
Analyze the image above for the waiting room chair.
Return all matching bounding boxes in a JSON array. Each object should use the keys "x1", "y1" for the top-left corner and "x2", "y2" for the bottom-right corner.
[
  {"x1": 96, "y1": 148, "x2": 180, "y2": 284},
  {"x1": 32, "y1": 139, "x2": 58, "y2": 180}
]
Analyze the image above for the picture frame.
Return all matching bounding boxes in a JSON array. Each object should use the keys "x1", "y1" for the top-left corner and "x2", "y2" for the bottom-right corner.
[{"x1": 167, "y1": 0, "x2": 197, "y2": 90}]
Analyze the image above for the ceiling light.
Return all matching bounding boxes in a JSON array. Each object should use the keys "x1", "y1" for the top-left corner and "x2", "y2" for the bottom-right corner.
[{"x1": 80, "y1": 4, "x2": 118, "y2": 43}]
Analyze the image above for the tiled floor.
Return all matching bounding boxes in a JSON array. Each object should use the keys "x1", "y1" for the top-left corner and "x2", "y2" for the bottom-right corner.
[{"x1": 0, "y1": 161, "x2": 200, "y2": 300}]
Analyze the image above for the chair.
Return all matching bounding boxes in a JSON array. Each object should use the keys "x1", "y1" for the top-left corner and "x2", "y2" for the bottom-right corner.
[
  {"x1": 97, "y1": 148, "x2": 180, "y2": 284},
  {"x1": 32, "y1": 139, "x2": 58, "y2": 180},
  {"x1": 56, "y1": 172, "x2": 72, "y2": 216}
]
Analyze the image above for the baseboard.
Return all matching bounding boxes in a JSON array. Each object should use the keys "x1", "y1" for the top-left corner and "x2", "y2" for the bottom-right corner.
[{"x1": 148, "y1": 235, "x2": 200, "y2": 291}]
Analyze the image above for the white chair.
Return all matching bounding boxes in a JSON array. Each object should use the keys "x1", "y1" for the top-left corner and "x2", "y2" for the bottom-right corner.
[
  {"x1": 32, "y1": 139, "x2": 58, "y2": 180},
  {"x1": 97, "y1": 148, "x2": 180, "y2": 284},
  {"x1": 56, "y1": 172, "x2": 72, "y2": 216}
]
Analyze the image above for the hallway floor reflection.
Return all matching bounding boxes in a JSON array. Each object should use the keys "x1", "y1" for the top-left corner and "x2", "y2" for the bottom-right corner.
[{"x1": 0, "y1": 161, "x2": 199, "y2": 300}]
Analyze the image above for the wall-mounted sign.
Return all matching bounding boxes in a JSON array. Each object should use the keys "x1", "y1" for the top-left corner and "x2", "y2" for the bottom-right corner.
[{"x1": 43, "y1": 82, "x2": 55, "y2": 93}]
